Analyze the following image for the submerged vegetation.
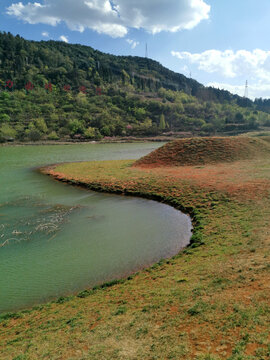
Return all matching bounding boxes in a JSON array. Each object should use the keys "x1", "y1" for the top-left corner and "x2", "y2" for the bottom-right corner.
[
  {"x1": 0, "y1": 198, "x2": 81, "y2": 248},
  {"x1": 1, "y1": 32, "x2": 270, "y2": 142},
  {"x1": 1, "y1": 137, "x2": 269, "y2": 359}
]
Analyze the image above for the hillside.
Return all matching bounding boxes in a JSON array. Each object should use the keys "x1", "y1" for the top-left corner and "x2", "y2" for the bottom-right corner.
[
  {"x1": 134, "y1": 137, "x2": 270, "y2": 167},
  {"x1": 0, "y1": 31, "x2": 244, "y2": 103},
  {"x1": 1, "y1": 32, "x2": 270, "y2": 142}
]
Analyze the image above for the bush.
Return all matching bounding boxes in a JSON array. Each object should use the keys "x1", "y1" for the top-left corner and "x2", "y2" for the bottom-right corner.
[
  {"x1": 201, "y1": 123, "x2": 215, "y2": 134},
  {"x1": 35, "y1": 118, "x2": 48, "y2": 133},
  {"x1": 84, "y1": 127, "x2": 96, "y2": 139},
  {"x1": 101, "y1": 125, "x2": 112, "y2": 136},
  {"x1": 0, "y1": 114, "x2": 10, "y2": 123},
  {"x1": 27, "y1": 129, "x2": 42, "y2": 141},
  {"x1": 47, "y1": 131, "x2": 59, "y2": 140},
  {"x1": 69, "y1": 119, "x2": 85, "y2": 136},
  {"x1": 0, "y1": 124, "x2": 17, "y2": 139}
]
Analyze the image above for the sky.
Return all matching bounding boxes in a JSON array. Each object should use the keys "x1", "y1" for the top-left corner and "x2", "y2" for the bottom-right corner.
[{"x1": 1, "y1": 0, "x2": 270, "y2": 99}]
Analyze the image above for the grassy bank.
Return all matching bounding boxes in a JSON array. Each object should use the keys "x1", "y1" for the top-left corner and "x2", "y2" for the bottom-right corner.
[{"x1": 1, "y1": 138, "x2": 270, "y2": 360}]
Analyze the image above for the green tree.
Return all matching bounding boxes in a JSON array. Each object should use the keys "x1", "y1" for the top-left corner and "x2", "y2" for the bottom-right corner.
[
  {"x1": 47, "y1": 131, "x2": 59, "y2": 140},
  {"x1": 68, "y1": 119, "x2": 85, "y2": 136},
  {"x1": 35, "y1": 118, "x2": 48, "y2": 133},
  {"x1": 84, "y1": 127, "x2": 96, "y2": 139},
  {"x1": 27, "y1": 129, "x2": 42, "y2": 141},
  {"x1": 159, "y1": 114, "x2": 166, "y2": 130},
  {"x1": 235, "y1": 112, "x2": 245, "y2": 123},
  {"x1": 0, "y1": 124, "x2": 16, "y2": 139},
  {"x1": 0, "y1": 114, "x2": 10, "y2": 123}
]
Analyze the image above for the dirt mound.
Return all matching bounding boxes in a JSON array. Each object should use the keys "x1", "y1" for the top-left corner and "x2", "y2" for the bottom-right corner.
[{"x1": 134, "y1": 137, "x2": 270, "y2": 167}]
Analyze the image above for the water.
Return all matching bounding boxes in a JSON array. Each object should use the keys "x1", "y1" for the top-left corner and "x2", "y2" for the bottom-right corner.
[{"x1": 0, "y1": 143, "x2": 192, "y2": 312}]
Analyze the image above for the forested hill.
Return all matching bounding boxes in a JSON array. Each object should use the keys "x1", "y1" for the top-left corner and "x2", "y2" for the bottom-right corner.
[
  {"x1": 1, "y1": 31, "x2": 270, "y2": 143},
  {"x1": 0, "y1": 32, "x2": 248, "y2": 105}
]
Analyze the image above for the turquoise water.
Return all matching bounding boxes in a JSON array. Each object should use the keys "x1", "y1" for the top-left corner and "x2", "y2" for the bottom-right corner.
[{"x1": 0, "y1": 143, "x2": 192, "y2": 312}]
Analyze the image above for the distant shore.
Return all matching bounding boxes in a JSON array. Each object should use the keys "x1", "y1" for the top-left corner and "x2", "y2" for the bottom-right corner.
[
  {"x1": 0, "y1": 136, "x2": 176, "y2": 146},
  {"x1": 2, "y1": 129, "x2": 270, "y2": 147}
]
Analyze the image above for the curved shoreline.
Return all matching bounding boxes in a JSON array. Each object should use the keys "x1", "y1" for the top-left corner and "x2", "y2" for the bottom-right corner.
[
  {"x1": 2, "y1": 153, "x2": 270, "y2": 359},
  {"x1": 0, "y1": 162, "x2": 195, "y2": 315},
  {"x1": 40, "y1": 163, "x2": 203, "y2": 249}
]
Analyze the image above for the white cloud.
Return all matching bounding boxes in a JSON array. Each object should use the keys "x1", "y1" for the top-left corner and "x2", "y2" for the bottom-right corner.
[
  {"x1": 172, "y1": 48, "x2": 270, "y2": 98},
  {"x1": 114, "y1": 0, "x2": 210, "y2": 34},
  {"x1": 7, "y1": 0, "x2": 210, "y2": 38},
  {"x1": 91, "y1": 23, "x2": 127, "y2": 38},
  {"x1": 126, "y1": 39, "x2": 139, "y2": 49},
  {"x1": 171, "y1": 49, "x2": 270, "y2": 81},
  {"x1": 59, "y1": 35, "x2": 68, "y2": 43},
  {"x1": 42, "y1": 31, "x2": 49, "y2": 37}
]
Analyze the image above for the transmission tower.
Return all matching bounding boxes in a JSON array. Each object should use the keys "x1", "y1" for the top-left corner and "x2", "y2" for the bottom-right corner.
[
  {"x1": 244, "y1": 80, "x2": 248, "y2": 98},
  {"x1": 145, "y1": 43, "x2": 148, "y2": 58}
]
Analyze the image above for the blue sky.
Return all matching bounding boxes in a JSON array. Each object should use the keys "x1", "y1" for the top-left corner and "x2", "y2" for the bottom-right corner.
[{"x1": 1, "y1": 0, "x2": 270, "y2": 99}]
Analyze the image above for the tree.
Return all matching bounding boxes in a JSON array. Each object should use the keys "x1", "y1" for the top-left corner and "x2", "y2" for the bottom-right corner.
[
  {"x1": 84, "y1": 127, "x2": 96, "y2": 139},
  {"x1": 235, "y1": 112, "x2": 245, "y2": 123},
  {"x1": 48, "y1": 131, "x2": 59, "y2": 140},
  {"x1": 121, "y1": 70, "x2": 130, "y2": 85},
  {"x1": 0, "y1": 124, "x2": 16, "y2": 139},
  {"x1": 69, "y1": 119, "x2": 85, "y2": 136},
  {"x1": 201, "y1": 123, "x2": 215, "y2": 134},
  {"x1": 35, "y1": 118, "x2": 48, "y2": 133},
  {"x1": 27, "y1": 129, "x2": 42, "y2": 141},
  {"x1": 0, "y1": 114, "x2": 10, "y2": 123},
  {"x1": 159, "y1": 114, "x2": 166, "y2": 130},
  {"x1": 101, "y1": 125, "x2": 112, "y2": 136}
]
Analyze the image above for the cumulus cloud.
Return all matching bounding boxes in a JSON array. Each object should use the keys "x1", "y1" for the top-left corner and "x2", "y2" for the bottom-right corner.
[
  {"x1": 171, "y1": 49, "x2": 270, "y2": 81},
  {"x1": 41, "y1": 31, "x2": 49, "y2": 37},
  {"x1": 172, "y1": 48, "x2": 270, "y2": 98},
  {"x1": 126, "y1": 39, "x2": 139, "y2": 49},
  {"x1": 114, "y1": 0, "x2": 210, "y2": 34},
  {"x1": 59, "y1": 35, "x2": 68, "y2": 43},
  {"x1": 6, "y1": 0, "x2": 210, "y2": 38}
]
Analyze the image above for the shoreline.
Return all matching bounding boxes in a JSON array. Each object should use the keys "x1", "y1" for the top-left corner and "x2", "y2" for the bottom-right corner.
[
  {"x1": 0, "y1": 137, "x2": 174, "y2": 147},
  {"x1": 40, "y1": 163, "x2": 198, "y2": 236},
  {"x1": 0, "y1": 160, "x2": 200, "y2": 316},
  {"x1": 1, "y1": 152, "x2": 269, "y2": 359},
  {"x1": 1, "y1": 163, "x2": 195, "y2": 315},
  {"x1": 2, "y1": 129, "x2": 270, "y2": 147}
]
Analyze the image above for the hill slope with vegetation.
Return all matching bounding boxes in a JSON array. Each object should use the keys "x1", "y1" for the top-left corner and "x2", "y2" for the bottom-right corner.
[
  {"x1": 1, "y1": 32, "x2": 270, "y2": 142},
  {"x1": 134, "y1": 137, "x2": 270, "y2": 167}
]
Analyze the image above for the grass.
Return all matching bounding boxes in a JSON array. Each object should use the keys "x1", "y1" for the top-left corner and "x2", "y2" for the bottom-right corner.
[
  {"x1": 1, "y1": 137, "x2": 270, "y2": 359},
  {"x1": 134, "y1": 136, "x2": 270, "y2": 167}
]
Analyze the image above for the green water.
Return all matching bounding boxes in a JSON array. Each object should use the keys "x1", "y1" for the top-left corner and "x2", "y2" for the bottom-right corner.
[{"x1": 0, "y1": 143, "x2": 192, "y2": 313}]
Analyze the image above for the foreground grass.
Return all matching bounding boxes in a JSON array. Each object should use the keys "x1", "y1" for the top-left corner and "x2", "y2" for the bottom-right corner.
[{"x1": 1, "y1": 154, "x2": 270, "y2": 359}]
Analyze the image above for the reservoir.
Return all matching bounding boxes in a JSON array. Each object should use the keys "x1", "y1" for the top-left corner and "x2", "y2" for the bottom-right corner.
[{"x1": 0, "y1": 143, "x2": 192, "y2": 313}]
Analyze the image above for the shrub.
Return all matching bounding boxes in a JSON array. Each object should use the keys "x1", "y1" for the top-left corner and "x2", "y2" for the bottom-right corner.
[
  {"x1": 47, "y1": 131, "x2": 59, "y2": 140},
  {"x1": 0, "y1": 124, "x2": 17, "y2": 139},
  {"x1": 27, "y1": 129, "x2": 42, "y2": 141},
  {"x1": 0, "y1": 114, "x2": 10, "y2": 123}
]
